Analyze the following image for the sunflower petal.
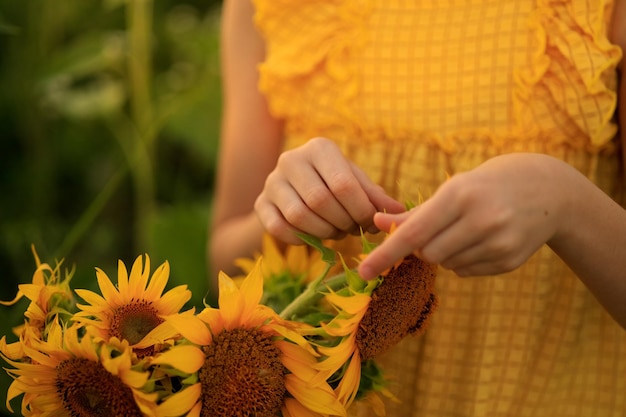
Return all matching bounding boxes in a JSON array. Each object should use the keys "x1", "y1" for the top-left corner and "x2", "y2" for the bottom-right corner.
[
  {"x1": 150, "y1": 345, "x2": 205, "y2": 374},
  {"x1": 268, "y1": 323, "x2": 319, "y2": 357},
  {"x1": 186, "y1": 401, "x2": 202, "y2": 417},
  {"x1": 217, "y1": 271, "x2": 243, "y2": 329},
  {"x1": 282, "y1": 397, "x2": 324, "y2": 417},
  {"x1": 165, "y1": 312, "x2": 212, "y2": 345},
  {"x1": 155, "y1": 383, "x2": 201, "y2": 417},
  {"x1": 134, "y1": 321, "x2": 178, "y2": 349},
  {"x1": 145, "y1": 261, "x2": 169, "y2": 299},
  {"x1": 285, "y1": 374, "x2": 346, "y2": 417},
  {"x1": 335, "y1": 350, "x2": 361, "y2": 407},
  {"x1": 95, "y1": 268, "x2": 120, "y2": 304},
  {"x1": 275, "y1": 340, "x2": 319, "y2": 383},
  {"x1": 156, "y1": 285, "x2": 192, "y2": 315},
  {"x1": 261, "y1": 234, "x2": 285, "y2": 276},
  {"x1": 326, "y1": 291, "x2": 370, "y2": 315},
  {"x1": 0, "y1": 337, "x2": 24, "y2": 361},
  {"x1": 118, "y1": 261, "x2": 134, "y2": 299},
  {"x1": 74, "y1": 289, "x2": 107, "y2": 309},
  {"x1": 238, "y1": 258, "x2": 264, "y2": 320}
]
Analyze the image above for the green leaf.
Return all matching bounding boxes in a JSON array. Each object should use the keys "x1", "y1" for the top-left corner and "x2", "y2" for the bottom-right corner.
[
  {"x1": 295, "y1": 233, "x2": 336, "y2": 266},
  {"x1": 359, "y1": 232, "x2": 378, "y2": 255},
  {"x1": 338, "y1": 253, "x2": 365, "y2": 292}
]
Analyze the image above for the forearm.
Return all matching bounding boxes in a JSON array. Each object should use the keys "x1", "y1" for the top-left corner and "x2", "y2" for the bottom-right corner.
[
  {"x1": 208, "y1": 212, "x2": 266, "y2": 289},
  {"x1": 548, "y1": 167, "x2": 626, "y2": 329}
]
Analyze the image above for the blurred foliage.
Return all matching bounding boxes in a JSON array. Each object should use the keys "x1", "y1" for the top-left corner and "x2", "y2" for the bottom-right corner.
[{"x1": 0, "y1": 0, "x2": 223, "y2": 413}]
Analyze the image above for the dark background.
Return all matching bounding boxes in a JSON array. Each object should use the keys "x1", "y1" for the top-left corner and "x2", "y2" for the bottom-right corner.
[{"x1": 0, "y1": 1, "x2": 223, "y2": 414}]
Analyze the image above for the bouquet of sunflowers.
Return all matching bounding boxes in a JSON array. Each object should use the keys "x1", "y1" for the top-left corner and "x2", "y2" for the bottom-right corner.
[{"x1": 0, "y1": 233, "x2": 438, "y2": 417}]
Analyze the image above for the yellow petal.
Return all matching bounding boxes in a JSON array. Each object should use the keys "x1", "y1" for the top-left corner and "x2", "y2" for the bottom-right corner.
[
  {"x1": 282, "y1": 398, "x2": 323, "y2": 417},
  {"x1": 217, "y1": 271, "x2": 243, "y2": 329},
  {"x1": 128, "y1": 255, "x2": 150, "y2": 294},
  {"x1": 95, "y1": 268, "x2": 120, "y2": 304},
  {"x1": 268, "y1": 323, "x2": 319, "y2": 357},
  {"x1": 275, "y1": 340, "x2": 319, "y2": 382},
  {"x1": 186, "y1": 401, "x2": 202, "y2": 417},
  {"x1": 285, "y1": 374, "x2": 346, "y2": 417},
  {"x1": 314, "y1": 339, "x2": 356, "y2": 383},
  {"x1": 134, "y1": 321, "x2": 178, "y2": 349},
  {"x1": 196, "y1": 307, "x2": 225, "y2": 335},
  {"x1": 0, "y1": 337, "x2": 24, "y2": 361},
  {"x1": 285, "y1": 244, "x2": 308, "y2": 275},
  {"x1": 0, "y1": 291, "x2": 24, "y2": 306},
  {"x1": 74, "y1": 289, "x2": 107, "y2": 309},
  {"x1": 156, "y1": 285, "x2": 191, "y2": 315},
  {"x1": 165, "y1": 312, "x2": 212, "y2": 345},
  {"x1": 117, "y1": 258, "x2": 131, "y2": 295},
  {"x1": 261, "y1": 234, "x2": 285, "y2": 275},
  {"x1": 326, "y1": 292, "x2": 370, "y2": 315},
  {"x1": 150, "y1": 345, "x2": 205, "y2": 374},
  {"x1": 358, "y1": 391, "x2": 387, "y2": 417},
  {"x1": 233, "y1": 257, "x2": 256, "y2": 275},
  {"x1": 120, "y1": 368, "x2": 150, "y2": 389},
  {"x1": 335, "y1": 351, "x2": 361, "y2": 407},
  {"x1": 145, "y1": 261, "x2": 169, "y2": 299},
  {"x1": 238, "y1": 258, "x2": 264, "y2": 321},
  {"x1": 156, "y1": 383, "x2": 201, "y2": 417}
]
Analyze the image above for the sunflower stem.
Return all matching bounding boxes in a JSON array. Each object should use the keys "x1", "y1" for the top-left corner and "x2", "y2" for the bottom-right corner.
[{"x1": 279, "y1": 270, "x2": 348, "y2": 320}]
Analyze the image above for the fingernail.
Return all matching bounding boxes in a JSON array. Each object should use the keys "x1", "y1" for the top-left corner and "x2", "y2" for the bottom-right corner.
[
  {"x1": 359, "y1": 265, "x2": 374, "y2": 281},
  {"x1": 366, "y1": 225, "x2": 379, "y2": 234}
]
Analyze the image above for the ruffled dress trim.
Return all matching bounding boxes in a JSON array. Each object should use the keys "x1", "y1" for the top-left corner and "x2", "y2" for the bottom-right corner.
[
  {"x1": 514, "y1": 0, "x2": 622, "y2": 150},
  {"x1": 253, "y1": 0, "x2": 372, "y2": 132},
  {"x1": 254, "y1": 0, "x2": 622, "y2": 154}
]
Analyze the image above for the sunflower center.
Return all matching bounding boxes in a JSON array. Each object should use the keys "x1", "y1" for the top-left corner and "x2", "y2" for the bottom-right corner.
[
  {"x1": 198, "y1": 327, "x2": 286, "y2": 417},
  {"x1": 356, "y1": 255, "x2": 438, "y2": 360},
  {"x1": 56, "y1": 357, "x2": 143, "y2": 417},
  {"x1": 110, "y1": 300, "x2": 163, "y2": 345}
]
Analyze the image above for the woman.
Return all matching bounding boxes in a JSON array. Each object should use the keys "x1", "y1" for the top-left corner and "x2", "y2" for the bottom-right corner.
[{"x1": 209, "y1": 0, "x2": 626, "y2": 415}]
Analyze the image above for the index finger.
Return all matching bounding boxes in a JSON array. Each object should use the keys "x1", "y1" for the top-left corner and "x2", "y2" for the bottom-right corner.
[{"x1": 358, "y1": 190, "x2": 460, "y2": 280}]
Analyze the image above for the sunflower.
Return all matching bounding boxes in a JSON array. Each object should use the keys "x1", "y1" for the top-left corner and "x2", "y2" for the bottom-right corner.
[
  {"x1": 312, "y1": 261, "x2": 378, "y2": 409},
  {"x1": 235, "y1": 234, "x2": 328, "y2": 313},
  {"x1": 356, "y1": 254, "x2": 438, "y2": 360},
  {"x1": 0, "y1": 246, "x2": 74, "y2": 360},
  {"x1": 163, "y1": 258, "x2": 347, "y2": 417},
  {"x1": 2, "y1": 319, "x2": 159, "y2": 417},
  {"x1": 236, "y1": 233, "x2": 326, "y2": 280},
  {"x1": 73, "y1": 254, "x2": 191, "y2": 357},
  {"x1": 355, "y1": 225, "x2": 439, "y2": 359},
  {"x1": 313, "y1": 231, "x2": 438, "y2": 412}
]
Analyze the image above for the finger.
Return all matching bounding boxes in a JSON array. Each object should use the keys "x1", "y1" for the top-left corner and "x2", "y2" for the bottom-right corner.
[
  {"x1": 371, "y1": 211, "x2": 412, "y2": 233},
  {"x1": 254, "y1": 194, "x2": 307, "y2": 245},
  {"x1": 310, "y1": 152, "x2": 382, "y2": 232},
  {"x1": 267, "y1": 176, "x2": 345, "y2": 239},
  {"x1": 419, "y1": 213, "x2": 487, "y2": 265},
  {"x1": 350, "y1": 164, "x2": 405, "y2": 214},
  {"x1": 451, "y1": 260, "x2": 511, "y2": 277},
  {"x1": 441, "y1": 237, "x2": 531, "y2": 276},
  {"x1": 358, "y1": 194, "x2": 461, "y2": 280},
  {"x1": 287, "y1": 162, "x2": 359, "y2": 233}
]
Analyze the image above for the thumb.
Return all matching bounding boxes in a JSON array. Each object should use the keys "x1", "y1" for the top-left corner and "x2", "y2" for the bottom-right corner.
[{"x1": 373, "y1": 211, "x2": 412, "y2": 232}]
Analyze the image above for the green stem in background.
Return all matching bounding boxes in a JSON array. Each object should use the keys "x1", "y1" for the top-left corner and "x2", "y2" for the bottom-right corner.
[
  {"x1": 279, "y1": 271, "x2": 349, "y2": 320},
  {"x1": 126, "y1": 0, "x2": 156, "y2": 252},
  {"x1": 55, "y1": 166, "x2": 128, "y2": 259}
]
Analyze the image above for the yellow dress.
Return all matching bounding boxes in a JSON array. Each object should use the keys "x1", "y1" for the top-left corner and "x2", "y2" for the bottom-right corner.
[{"x1": 253, "y1": 0, "x2": 626, "y2": 416}]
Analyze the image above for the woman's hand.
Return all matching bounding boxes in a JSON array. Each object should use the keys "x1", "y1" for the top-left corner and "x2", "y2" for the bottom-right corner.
[
  {"x1": 359, "y1": 153, "x2": 574, "y2": 280},
  {"x1": 255, "y1": 137, "x2": 405, "y2": 245}
]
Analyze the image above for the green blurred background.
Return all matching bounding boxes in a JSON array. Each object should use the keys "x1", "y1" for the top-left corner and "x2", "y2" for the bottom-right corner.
[{"x1": 0, "y1": 0, "x2": 224, "y2": 414}]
